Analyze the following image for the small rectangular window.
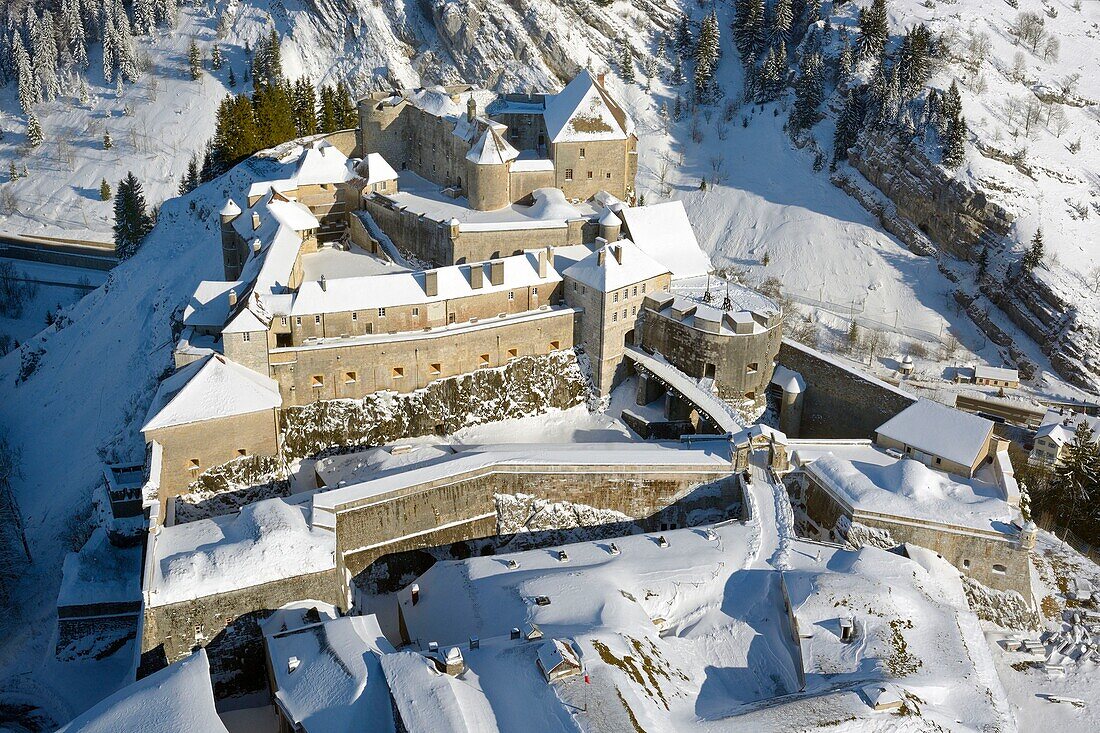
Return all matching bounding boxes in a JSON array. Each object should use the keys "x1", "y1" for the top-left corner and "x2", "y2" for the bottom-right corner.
[
  {"x1": 281, "y1": 316, "x2": 288, "y2": 325},
  {"x1": 189, "y1": 458, "x2": 200, "y2": 470},
  {"x1": 295, "y1": 316, "x2": 302, "y2": 326},
  {"x1": 392, "y1": 366, "x2": 404, "y2": 378},
  {"x1": 587, "y1": 171, "x2": 593, "y2": 180},
  {"x1": 549, "y1": 340, "x2": 560, "y2": 350},
  {"x1": 352, "y1": 312, "x2": 358, "y2": 321},
  {"x1": 507, "y1": 348, "x2": 518, "y2": 359},
  {"x1": 746, "y1": 362, "x2": 759, "y2": 374},
  {"x1": 345, "y1": 371, "x2": 357, "y2": 384},
  {"x1": 641, "y1": 284, "x2": 646, "y2": 293},
  {"x1": 631, "y1": 306, "x2": 636, "y2": 315},
  {"x1": 565, "y1": 168, "x2": 573, "y2": 181},
  {"x1": 508, "y1": 291, "x2": 515, "y2": 301},
  {"x1": 632, "y1": 286, "x2": 637, "y2": 296},
  {"x1": 579, "y1": 147, "x2": 586, "y2": 158},
  {"x1": 311, "y1": 375, "x2": 324, "y2": 388},
  {"x1": 532, "y1": 287, "x2": 538, "y2": 296},
  {"x1": 429, "y1": 362, "x2": 441, "y2": 375},
  {"x1": 613, "y1": 293, "x2": 619, "y2": 302},
  {"x1": 605, "y1": 172, "x2": 612, "y2": 179},
  {"x1": 479, "y1": 354, "x2": 490, "y2": 368},
  {"x1": 237, "y1": 449, "x2": 247, "y2": 457},
  {"x1": 242, "y1": 332, "x2": 251, "y2": 342},
  {"x1": 412, "y1": 307, "x2": 420, "y2": 316},
  {"x1": 612, "y1": 312, "x2": 618, "y2": 322},
  {"x1": 314, "y1": 315, "x2": 321, "y2": 325},
  {"x1": 573, "y1": 282, "x2": 577, "y2": 291},
  {"x1": 378, "y1": 307, "x2": 386, "y2": 317}
]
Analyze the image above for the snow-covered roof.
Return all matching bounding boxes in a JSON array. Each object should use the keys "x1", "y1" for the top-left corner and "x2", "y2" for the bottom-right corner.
[
  {"x1": 380, "y1": 650, "x2": 497, "y2": 733},
  {"x1": 1036, "y1": 409, "x2": 1100, "y2": 446},
  {"x1": 57, "y1": 527, "x2": 141, "y2": 608},
  {"x1": 220, "y1": 198, "x2": 242, "y2": 218},
  {"x1": 380, "y1": 172, "x2": 594, "y2": 232},
  {"x1": 466, "y1": 127, "x2": 520, "y2": 165},
  {"x1": 542, "y1": 70, "x2": 633, "y2": 143},
  {"x1": 290, "y1": 250, "x2": 559, "y2": 316},
  {"x1": 875, "y1": 399, "x2": 993, "y2": 470},
  {"x1": 536, "y1": 638, "x2": 581, "y2": 678},
  {"x1": 619, "y1": 201, "x2": 712, "y2": 278},
  {"x1": 669, "y1": 275, "x2": 780, "y2": 319},
  {"x1": 266, "y1": 614, "x2": 397, "y2": 733},
  {"x1": 293, "y1": 140, "x2": 353, "y2": 187},
  {"x1": 56, "y1": 649, "x2": 227, "y2": 733},
  {"x1": 354, "y1": 152, "x2": 399, "y2": 185},
  {"x1": 974, "y1": 365, "x2": 1019, "y2": 382},
  {"x1": 141, "y1": 354, "x2": 282, "y2": 433},
  {"x1": 770, "y1": 364, "x2": 806, "y2": 394},
  {"x1": 561, "y1": 239, "x2": 669, "y2": 292},
  {"x1": 182, "y1": 280, "x2": 243, "y2": 328},
  {"x1": 794, "y1": 444, "x2": 1014, "y2": 532},
  {"x1": 149, "y1": 497, "x2": 335, "y2": 606}
]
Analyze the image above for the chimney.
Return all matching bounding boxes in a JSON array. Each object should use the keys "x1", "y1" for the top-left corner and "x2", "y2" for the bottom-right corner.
[
  {"x1": 424, "y1": 271, "x2": 438, "y2": 297},
  {"x1": 227, "y1": 289, "x2": 238, "y2": 307},
  {"x1": 319, "y1": 274, "x2": 327, "y2": 292},
  {"x1": 251, "y1": 211, "x2": 261, "y2": 231},
  {"x1": 597, "y1": 248, "x2": 606, "y2": 267},
  {"x1": 538, "y1": 249, "x2": 548, "y2": 278},
  {"x1": 469, "y1": 264, "x2": 484, "y2": 289},
  {"x1": 545, "y1": 246, "x2": 555, "y2": 270},
  {"x1": 287, "y1": 656, "x2": 301, "y2": 674},
  {"x1": 467, "y1": 97, "x2": 477, "y2": 123},
  {"x1": 597, "y1": 71, "x2": 606, "y2": 87},
  {"x1": 613, "y1": 244, "x2": 623, "y2": 265},
  {"x1": 489, "y1": 259, "x2": 504, "y2": 286},
  {"x1": 410, "y1": 583, "x2": 420, "y2": 606},
  {"x1": 469, "y1": 637, "x2": 480, "y2": 650},
  {"x1": 252, "y1": 238, "x2": 262, "y2": 254}
]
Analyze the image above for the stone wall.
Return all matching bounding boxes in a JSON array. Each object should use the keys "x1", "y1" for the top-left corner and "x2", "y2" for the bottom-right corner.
[
  {"x1": 270, "y1": 310, "x2": 576, "y2": 406},
  {"x1": 140, "y1": 568, "x2": 341, "y2": 695},
  {"x1": 551, "y1": 138, "x2": 636, "y2": 201},
  {"x1": 279, "y1": 348, "x2": 589, "y2": 459},
  {"x1": 792, "y1": 474, "x2": 1031, "y2": 597},
  {"x1": 777, "y1": 340, "x2": 915, "y2": 439}
]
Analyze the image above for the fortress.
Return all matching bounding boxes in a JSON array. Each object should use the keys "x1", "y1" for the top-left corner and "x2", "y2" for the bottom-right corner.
[{"x1": 108, "y1": 72, "x2": 1037, "y2": 696}]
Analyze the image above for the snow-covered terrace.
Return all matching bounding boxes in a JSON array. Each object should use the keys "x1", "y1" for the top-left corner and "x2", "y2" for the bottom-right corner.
[
  {"x1": 379, "y1": 171, "x2": 600, "y2": 232},
  {"x1": 790, "y1": 441, "x2": 1016, "y2": 535},
  {"x1": 312, "y1": 440, "x2": 733, "y2": 512}
]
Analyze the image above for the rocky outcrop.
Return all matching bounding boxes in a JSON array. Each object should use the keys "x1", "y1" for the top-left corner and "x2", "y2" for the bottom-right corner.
[
  {"x1": 280, "y1": 350, "x2": 590, "y2": 459},
  {"x1": 844, "y1": 132, "x2": 1099, "y2": 392},
  {"x1": 848, "y1": 132, "x2": 1013, "y2": 262}
]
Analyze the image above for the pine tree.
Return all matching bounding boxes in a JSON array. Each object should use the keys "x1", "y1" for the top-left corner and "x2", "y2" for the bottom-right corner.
[
  {"x1": 1046, "y1": 421, "x2": 1100, "y2": 528},
  {"x1": 790, "y1": 51, "x2": 824, "y2": 132},
  {"x1": 857, "y1": 0, "x2": 889, "y2": 61},
  {"x1": 32, "y1": 11, "x2": 62, "y2": 102},
  {"x1": 113, "y1": 0, "x2": 138, "y2": 82},
  {"x1": 735, "y1": 0, "x2": 766, "y2": 60},
  {"x1": 133, "y1": 0, "x2": 155, "y2": 35},
  {"x1": 335, "y1": 81, "x2": 358, "y2": 129},
  {"x1": 178, "y1": 154, "x2": 200, "y2": 196},
  {"x1": 1022, "y1": 229, "x2": 1044, "y2": 272},
  {"x1": 189, "y1": 39, "x2": 202, "y2": 80},
  {"x1": 9, "y1": 162, "x2": 18, "y2": 182},
  {"x1": 896, "y1": 24, "x2": 932, "y2": 100},
  {"x1": 79, "y1": 79, "x2": 91, "y2": 105},
  {"x1": 113, "y1": 172, "x2": 152, "y2": 260},
  {"x1": 694, "y1": 11, "x2": 721, "y2": 103},
  {"x1": 61, "y1": 0, "x2": 88, "y2": 69},
  {"x1": 228, "y1": 67, "x2": 238, "y2": 87},
  {"x1": 670, "y1": 55, "x2": 685, "y2": 86},
  {"x1": 211, "y1": 44, "x2": 223, "y2": 71},
  {"x1": 103, "y1": 129, "x2": 113, "y2": 150},
  {"x1": 837, "y1": 33, "x2": 854, "y2": 82},
  {"x1": 13, "y1": 37, "x2": 38, "y2": 114},
  {"x1": 253, "y1": 82, "x2": 296, "y2": 149},
  {"x1": 976, "y1": 246, "x2": 989, "y2": 277},
  {"x1": 292, "y1": 78, "x2": 319, "y2": 137},
  {"x1": 213, "y1": 94, "x2": 261, "y2": 166},
  {"x1": 771, "y1": 0, "x2": 794, "y2": 45},
  {"x1": 846, "y1": 320, "x2": 861, "y2": 353},
  {"x1": 833, "y1": 87, "x2": 865, "y2": 162},
  {"x1": 26, "y1": 114, "x2": 43, "y2": 147},
  {"x1": 676, "y1": 15, "x2": 693, "y2": 56},
  {"x1": 940, "y1": 81, "x2": 967, "y2": 169},
  {"x1": 100, "y1": 178, "x2": 111, "y2": 200},
  {"x1": 154, "y1": 0, "x2": 177, "y2": 28},
  {"x1": 318, "y1": 85, "x2": 339, "y2": 133},
  {"x1": 619, "y1": 43, "x2": 635, "y2": 83}
]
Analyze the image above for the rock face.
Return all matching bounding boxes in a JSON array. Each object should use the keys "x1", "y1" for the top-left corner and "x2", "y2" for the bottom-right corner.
[
  {"x1": 846, "y1": 133, "x2": 1099, "y2": 391},
  {"x1": 848, "y1": 132, "x2": 1013, "y2": 261},
  {"x1": 280, "y1": 350, "x2": 589, "y2": 459}
]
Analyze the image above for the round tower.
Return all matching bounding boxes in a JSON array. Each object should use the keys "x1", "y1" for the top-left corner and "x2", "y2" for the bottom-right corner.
[
  {"x1": 598, "y1": 208, "x2": 622, "y2": 242},
  {"x1": 220, "y1": 198, "x2": 244, "y2": 280},
  {"x1": 466, "y1": 158, "x2": 511, "y2": 211}
]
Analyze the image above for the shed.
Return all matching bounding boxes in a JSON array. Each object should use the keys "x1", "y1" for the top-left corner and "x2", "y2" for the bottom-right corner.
[{"x1": 536, "y1": 639, "x2": 582, "y2": 683}]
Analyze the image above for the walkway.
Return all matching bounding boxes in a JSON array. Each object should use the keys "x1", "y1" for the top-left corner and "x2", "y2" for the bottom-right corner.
[{"x1": 624, "y1": 347, "x2": 747, "y2": 434}]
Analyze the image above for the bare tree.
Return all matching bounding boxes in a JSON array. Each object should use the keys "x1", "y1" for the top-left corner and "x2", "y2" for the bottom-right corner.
[
  {"x1": 1009, "y1": 51, "x2": 1027, "y2": 83},
  {"x1": 1041, "y1": 35, "x2": 1060, "y2": 63},
  {"x1": 1009, "y1": 12, "x2": 1047, "y2": 52},
  {"x1": 1087, "y1": 265, "x2": 1100, "y2": 292}
]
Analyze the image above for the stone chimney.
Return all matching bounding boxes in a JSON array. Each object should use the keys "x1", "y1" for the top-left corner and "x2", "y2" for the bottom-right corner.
[
  {"x1": 467, "y1": 97, "x2": 476, "y2": 123},
  {"x1": 613, "y1": 244, "x2": 623, "y2": 265},
  {"x1": 469, "y1": 264, "x2": 484, "y2": 289},
  {"x1": 545, "y1": 246, "x2": 555, "y2": 270},
  {"x1": 319, "y1": 274, "x2": 327, "y2": 292},
  {"x1": 252, "y1": 238, "x2": 262, "y2": 254},
  {"x1": 538, "y1": 249, "x2": 548, "y2": 278},
  {"x1": 489, "y1": 259, "x2": 504, "y2": 286},
  {"x1": 251, "y1": 211, "x2": 261, "y2": 231},
  {"x1": 597, "y1": 248, "x2": 606, "y2": 267},
  {"x1": 424, "y1": 270, "x2": 439, "y2": 297},
  {"x1": 227, "y1": 289, "x2": 238, "y2": 307}
]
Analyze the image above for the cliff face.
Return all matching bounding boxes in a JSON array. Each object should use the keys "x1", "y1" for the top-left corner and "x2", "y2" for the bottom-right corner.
[{"x1": 846, "y1": 132, "x2": 1099, "y2": 392}]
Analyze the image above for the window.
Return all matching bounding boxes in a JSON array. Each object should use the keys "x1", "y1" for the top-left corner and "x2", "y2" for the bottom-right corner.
[
  {"x1": 448, "y1": 312, "x2": 456, "y2": 324},
  {"x1": 507, "y1": 348, "x2": 518, "y2": 359},
  {"x1": 746, "y1": 362, "x2": 759, "y2": 374},
  {"x1": 366, "y1": 323, "x2": 374, "y2": 334},
  {"x1": 565, "y1": 168, "x2": 573, "y2": 181},
  {"x1": 587, "y1": 171, "x2": 593, "y2": 180},
  {"x1": 532, "y1": 287, "x2": 538, "y2": 296},
  {"x1": 613, "y1": 292, "x2": 619, "y2": 302},
  {"x1": 507, "y1": 291, "x2": 514, "y2": 301},
  {"x1": 189, "y1": 458, "x2": 200, "y2": 471},
  {"x1": 429, "y1": 362, "x2": 441, "y2": 375},
  {"x1": 582, "y1": 286, "x2": 587, "y2": 294},
  {"x1": 312, "y1": 375, "x2": 324, "y2": 388},
  {"x1": 605, "y1": 172, "x2": 612, "y2": 179},
  {"x1": 352, "y1": 312, "x2": 358, "y2": 321},
  {"x1": 573, "y1": 282, "x2": 577, "y2": 291},
  {"x1": 237, "y1": 449, "x2": 247, "y2": 457},
  {"x1": 392, "y1": 366, "x2": 404, "y2": 378},
  {"x1": 992, "y1": 564, "x2": 1007, "y2": 575},
  {"x1": 631, "y1": 306, "x2": 636, "y2": 315},
  {"x1": 641, "y1": 283, "x2": 646, "y2": 293},
  {"x1": 622, "y1": 309, "x2": 627, "y2": 319},
  {"x1": 281, "y1": 316, "x2": 288, "y2": 325},
  {"x1": 632, "y1": 286, "x2": 637, "y2": 296},
  {"x1": 613, "y1": 312, "x2": 618, "y2": 322},
  {"x1": 412, "y1": 307, "x2": 420, "y2": 316},
  {"x1": 314, "y1": 315, "x2": 321, "y2": 325},
  {"x1": 549, "y1": 340, "x2": 560, "y2": 350},
  {"x1": 345, "y1": 371, "x2": 357, "y2": 384},
  {"x1": 962, "y1": 559, "x2": 971, "y2": 569},
  {"x1": 295, "y1": 316, "x2": 302, "y2": 326},
  {"x1": 479, "y1": 354, "x2": 490, "y2": 368},
  {"x1": 579, "y1": 147, "x2": 586, "y2": 159},
  {"x1": 242, "y1": 332, "x2": 251, "y2": 342},
  {"x1": 378, "y1": 307, "x2": 386, "y2": 317}
]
